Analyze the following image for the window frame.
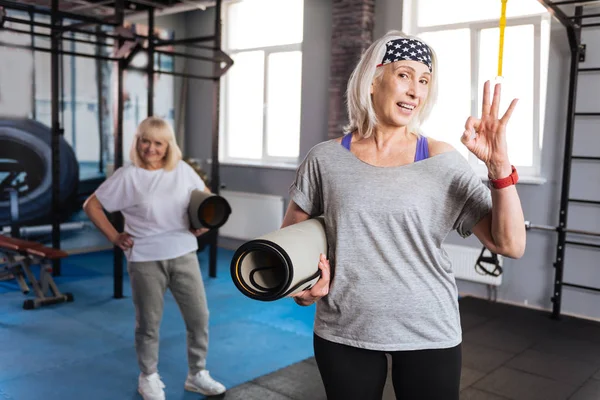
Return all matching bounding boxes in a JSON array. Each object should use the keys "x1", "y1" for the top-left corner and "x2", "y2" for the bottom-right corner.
[
  {"x1": 403, "y1": 3, "x2": 550, "y2": 180},
  {"x1": 220, "y1": 2, "x2": 304, "y2": 166}
]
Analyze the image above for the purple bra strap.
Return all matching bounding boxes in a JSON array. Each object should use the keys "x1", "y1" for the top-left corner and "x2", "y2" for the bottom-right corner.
[
  {"x1": 341, "y1": 133, "x2": 429, "y2": 161},
  {"x1": 341, "y1": 133, "x2": 352, "y2": 150},
  {"x1": 414, "y1": 135, "x2": 429, "y2": 162}
]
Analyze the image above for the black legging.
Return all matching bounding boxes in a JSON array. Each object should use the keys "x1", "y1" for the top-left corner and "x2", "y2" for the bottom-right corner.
[{"x1": 313, "y1": 334, "x2": 461, "y2": 400}]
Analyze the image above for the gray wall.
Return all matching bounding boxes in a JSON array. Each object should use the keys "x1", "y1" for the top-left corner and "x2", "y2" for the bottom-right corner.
[
  {"x1": 180, "y1": 1, "x2": 600, "y2": 320},
  {"x1": 374, "y1": 0, "x2": 403, "y2": 38},
  {"x1": 182, "y1": 8, "x2": 215, "y2": 161}
]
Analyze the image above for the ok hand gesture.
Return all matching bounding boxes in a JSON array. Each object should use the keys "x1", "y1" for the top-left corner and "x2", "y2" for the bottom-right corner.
[{"x1": 461, "y1": 81, "x2": 518, "y2": 179}]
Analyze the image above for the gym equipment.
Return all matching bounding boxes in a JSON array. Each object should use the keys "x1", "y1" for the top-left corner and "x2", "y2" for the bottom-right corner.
[
  {"x1": 0, "y1": 118, "x2": 79, "y2": 227},
  {"x1": 525, "y1": 220, "x2": 600, "y2": 310},
  {"x1": 0, "y1": 234, "x2": 74, "y2": 309},
  {"x1": 231, "y1": 218, "x2": 327, "y2": 301},
  {"x1": 6, "y1": 187, "x2": 19, "y2": 237},
  {"x1": 534, "y1": 1, "x2": 600, "y2": 319},
  {"x1": 475, "y1": 247, "x2": 503, "y2": 278},
  {"x1": 526, "y1": 221, "x2": 600, "y2": 238},
  {"x1": 1, "y1": 221, "x2": 92, "y2": 238},
  {"x1": 497, "y1": 0, "x2": 508, "y2": 78},
  {"x1": 188, "y1": 189, "x2": 232, "y2": 230}
]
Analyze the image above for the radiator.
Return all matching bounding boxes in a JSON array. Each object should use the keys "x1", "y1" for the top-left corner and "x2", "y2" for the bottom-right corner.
[
  {"x1": 218, "y1": 190, "x2": 285, "y2": 241},
  {"x1": 443, "y1": 244, "x2": 503, "y2": 286}
]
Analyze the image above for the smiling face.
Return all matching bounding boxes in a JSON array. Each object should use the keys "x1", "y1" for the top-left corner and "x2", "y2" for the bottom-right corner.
[
  {"x1": 370, "y1": 60, "x2": 431, "y2": 131},
  {"x1": 137, "y1": 134, "x2": 168, "y2": 168}
]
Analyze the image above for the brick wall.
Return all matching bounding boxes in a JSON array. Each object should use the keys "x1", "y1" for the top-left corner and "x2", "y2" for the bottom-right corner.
[{"x1": 328, "y1": 0, "x2": 375, "y2": 139}]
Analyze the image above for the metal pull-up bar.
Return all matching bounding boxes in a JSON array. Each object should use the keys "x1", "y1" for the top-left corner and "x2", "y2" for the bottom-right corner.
[
  {"x1": 0, "y1": 15, "x2": 233, "y2": 81},
  {"x1": 0, "y1": 0, "x2": 121, "y2": 27},
  {"x1": 525, "y1": 221, "x2": 600, "y2": 238}
]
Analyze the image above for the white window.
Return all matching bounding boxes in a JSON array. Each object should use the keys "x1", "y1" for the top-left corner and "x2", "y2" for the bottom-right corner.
[
  {"x1": 403, "y1": 0, "x2": 550, "y2": 180},
  {"x1": 221, "y1": 0, "x2": 304, "y2": 166}
]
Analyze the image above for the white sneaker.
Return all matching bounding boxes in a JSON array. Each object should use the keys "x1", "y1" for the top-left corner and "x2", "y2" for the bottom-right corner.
[
  {"x1": 184, "y1": 370, "x2": 226, "y2": 396},
  {"x1": 138, "y1": 372, "x2": 166, "y2": 400}
]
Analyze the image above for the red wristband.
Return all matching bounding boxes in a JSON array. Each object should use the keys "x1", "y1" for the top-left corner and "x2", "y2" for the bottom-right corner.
[{"x1": 489, "y1": 165, "x2": 518, "y2": 189}]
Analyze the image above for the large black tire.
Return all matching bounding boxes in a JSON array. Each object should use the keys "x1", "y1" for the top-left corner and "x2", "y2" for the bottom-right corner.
[{"x1": 0, "y1": 118, "x2": 79, "y2": 226}]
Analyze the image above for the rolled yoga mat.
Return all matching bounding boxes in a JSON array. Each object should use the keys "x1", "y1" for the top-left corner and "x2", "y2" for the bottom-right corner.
[
  {"x1": 188, "y1": 189, "x2": 232, "y2": 229},
  {"x1": 231, "y1": 218, "x2": 327, "y2": 301}
]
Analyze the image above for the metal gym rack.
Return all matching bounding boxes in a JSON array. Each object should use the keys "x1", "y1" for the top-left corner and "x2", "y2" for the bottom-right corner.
[
  {"x1": 0, "y1": 0, "x2": 233, "y2": 299},
  {"x1": 535, "y1": 0, "x2": 600, "y2": 319}
]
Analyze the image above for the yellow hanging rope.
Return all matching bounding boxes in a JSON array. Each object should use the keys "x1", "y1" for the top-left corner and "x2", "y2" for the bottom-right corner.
[{"x1": 497, "y1": 0, "x2": 508, "y2": 78}]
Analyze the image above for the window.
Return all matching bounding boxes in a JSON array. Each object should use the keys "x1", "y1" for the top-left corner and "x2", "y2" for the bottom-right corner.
[
  {"x1": 403, "y1": 0, "x2": 550, "y2": 179},
  {"x1": 221, "y1": 0, "x2": 304, "y2": 165}
]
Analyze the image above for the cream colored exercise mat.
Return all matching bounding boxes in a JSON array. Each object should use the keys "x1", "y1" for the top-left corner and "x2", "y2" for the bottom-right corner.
[
  {"x1": 231, "y1": 218, "x2": 327, "y2": 301},
  {"x1": 188, "y1": 189, "x2": 232, "y2": 229}
]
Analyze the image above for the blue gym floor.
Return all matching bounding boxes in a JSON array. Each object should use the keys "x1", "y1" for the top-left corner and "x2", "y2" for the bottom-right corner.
[{"x1": 0, "y1": 247, "x2": 316, "y2": 400}]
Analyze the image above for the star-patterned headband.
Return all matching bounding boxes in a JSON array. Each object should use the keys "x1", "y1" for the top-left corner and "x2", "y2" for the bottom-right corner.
[{"x1": 378, "y1": 38, "x2": 432, "y2": 72}]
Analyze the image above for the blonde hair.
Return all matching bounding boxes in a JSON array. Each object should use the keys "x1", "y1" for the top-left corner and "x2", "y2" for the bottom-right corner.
[
  {"x1": 344, "y1": 30, "x2": 439, "y2": 139},
  {"x1": 129, "y1": 117, "x2": 182, "y2": 171}
]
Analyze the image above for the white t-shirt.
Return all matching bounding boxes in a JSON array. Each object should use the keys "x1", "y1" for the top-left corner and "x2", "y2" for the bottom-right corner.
[{"x1": 95, "y1": 160, "x2": 206, "y2": 262}]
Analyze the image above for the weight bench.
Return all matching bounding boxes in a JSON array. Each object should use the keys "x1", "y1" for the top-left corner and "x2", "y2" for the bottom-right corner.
[{"x1": 0, "y1": 235, "x2": 74, "y2": 310}]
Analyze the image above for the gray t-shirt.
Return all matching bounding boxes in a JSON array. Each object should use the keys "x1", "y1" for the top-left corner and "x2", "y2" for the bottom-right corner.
[{"x1": 290, "y1": 139, "x2": 492, "y2": 351}]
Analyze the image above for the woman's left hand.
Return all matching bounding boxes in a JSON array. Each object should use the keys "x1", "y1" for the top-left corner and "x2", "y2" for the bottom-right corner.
[
  {"x1": 190, "y1": 228, "x2": 210, "y2": 237},
  {"x1": 461, "y1": 80, "x2": 518, "y2": 178}
]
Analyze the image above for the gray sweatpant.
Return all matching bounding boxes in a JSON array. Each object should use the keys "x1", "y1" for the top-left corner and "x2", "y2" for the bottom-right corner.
[{"x1": 127, "y1": 251, "x2": 209, "y2": 376}]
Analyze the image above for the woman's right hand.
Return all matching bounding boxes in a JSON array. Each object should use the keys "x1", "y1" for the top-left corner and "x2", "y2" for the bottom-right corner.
[
  {"x1": 292, "y1": 253, "x2": 331, "y2": 306},
  {"x1": 112, "y1": 232, "x2": 134, "y2": 251}
]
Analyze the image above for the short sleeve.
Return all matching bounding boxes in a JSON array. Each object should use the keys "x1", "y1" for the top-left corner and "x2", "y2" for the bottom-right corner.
[
  {"x1": 452, "y1": 165, "x2": 492, "y2": 238},
  {"x1": 94, "y1": 166, "x2": 134, "y2": 213},
  {"x1": 289, "y1": 149, "x2": 324, "y2": 217},
  {"x1": 182, "y1": 161, "x2": 206, "y2": 191}
]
